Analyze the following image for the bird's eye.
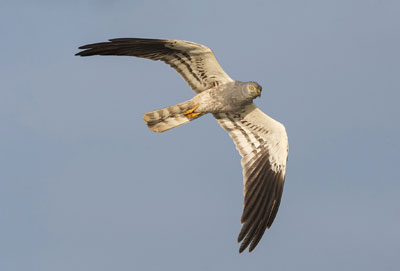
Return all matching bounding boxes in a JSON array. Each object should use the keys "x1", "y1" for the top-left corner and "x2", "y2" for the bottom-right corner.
[{"x1": 249, "y1": 85, "x2": 255, "y2": 91}]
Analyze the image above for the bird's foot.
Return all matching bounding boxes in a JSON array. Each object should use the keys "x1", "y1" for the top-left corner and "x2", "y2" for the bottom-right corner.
[{"x1": 184, "y1": 104, "x2": 201, "y2": 118}]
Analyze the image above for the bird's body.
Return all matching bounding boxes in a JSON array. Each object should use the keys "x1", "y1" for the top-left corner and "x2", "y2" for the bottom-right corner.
[
  {"x1": 143, "y1": 80, "x2": 262, "y2": 132},
  {"x1": 191, "y1": 81, "x2": 253, "y2": 114},
  {"x1": 76, "y1": 38, "x2": 289, "y2": 253}
]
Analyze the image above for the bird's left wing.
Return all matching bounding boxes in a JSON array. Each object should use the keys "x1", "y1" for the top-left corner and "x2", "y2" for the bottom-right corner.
[
  {"x1": 76, "y1": 38, "x2": 233, "y2": 94},
  {"x1": 214, "y1": 103, "x2": 289, "y2": 253}
]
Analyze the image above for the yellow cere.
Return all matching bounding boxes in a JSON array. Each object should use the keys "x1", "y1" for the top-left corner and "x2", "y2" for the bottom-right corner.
[{"x1": 257, "y1": 89, "x2": 261, "y2": 93}]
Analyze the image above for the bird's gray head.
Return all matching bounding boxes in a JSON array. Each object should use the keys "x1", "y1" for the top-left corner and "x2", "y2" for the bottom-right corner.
[
  {"x1": 224, "y1": 81, "x2": 263, "y2": 108},
  {"x1": 242, "y1": 81, "x2": 262, "y2": 99}
]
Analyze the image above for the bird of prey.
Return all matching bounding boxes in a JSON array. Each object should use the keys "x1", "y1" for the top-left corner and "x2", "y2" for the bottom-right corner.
[{"x1": 76, "y1": 38, "x2": 289, "y2": 253}]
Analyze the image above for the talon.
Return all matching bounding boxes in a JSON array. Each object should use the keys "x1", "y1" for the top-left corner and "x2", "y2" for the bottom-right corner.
[
  {"x1": 184, "y1": 104, "x2": 200, "y2": 115},
  {"x1": 184, "y1": 104, "x2": 201, "y2": 118},
  {"x1": 186, "y1": 112, "x2": 201, "y2": 118}
]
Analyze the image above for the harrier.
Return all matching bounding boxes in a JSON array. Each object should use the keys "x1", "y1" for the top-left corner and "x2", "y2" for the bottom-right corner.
[{"x1": 76, "y1": 38, "x2": 289, "y2": 253}]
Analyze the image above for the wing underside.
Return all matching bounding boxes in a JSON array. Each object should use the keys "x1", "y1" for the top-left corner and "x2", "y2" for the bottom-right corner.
[
  {"x1": 214, "y1": 103, "x2": 288, "y2": 253},
  {"x1": 76, "y1": 38, "x2": 233, "y2": 93}
]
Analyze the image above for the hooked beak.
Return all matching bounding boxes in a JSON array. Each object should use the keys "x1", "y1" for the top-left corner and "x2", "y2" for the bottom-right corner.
[{"x1": 257, "y1": 89, "x2": 262, "y2": 97}]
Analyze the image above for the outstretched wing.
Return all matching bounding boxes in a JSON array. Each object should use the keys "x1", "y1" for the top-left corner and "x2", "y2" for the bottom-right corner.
[
  {"x1": 76, "y1": 38, "x2": 233, "y2": 93},
  {"x1": 214, "y1": 103, "x2": 289, "y2": 253}
]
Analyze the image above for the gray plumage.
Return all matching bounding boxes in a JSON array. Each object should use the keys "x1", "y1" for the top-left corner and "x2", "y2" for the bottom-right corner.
[{"x1": 76, "y1": 38, "x2": 289, "y2": 253}]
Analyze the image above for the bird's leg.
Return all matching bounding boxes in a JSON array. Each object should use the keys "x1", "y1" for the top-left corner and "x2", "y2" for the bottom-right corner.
[{"x1": 184, "y1": 104, "x2": 201, "y2": 118}]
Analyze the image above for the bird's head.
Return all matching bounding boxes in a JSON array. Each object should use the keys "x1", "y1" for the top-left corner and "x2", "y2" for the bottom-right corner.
[{"x1": 243, "y1": 81, "x2": 262, "y2": 99}]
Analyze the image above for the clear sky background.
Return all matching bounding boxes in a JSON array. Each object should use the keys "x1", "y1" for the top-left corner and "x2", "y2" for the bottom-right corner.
[{"x1": 1, "y1": 1, "x2": 399, "y2": 270}]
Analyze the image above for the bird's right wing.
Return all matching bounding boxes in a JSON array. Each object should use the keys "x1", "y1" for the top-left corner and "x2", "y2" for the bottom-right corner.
[
  {"x1": 76, "y1": 38, "x2": 233, "y2": 94},
  {"x1": 214, "y1": 103, "x2": 289, "y2": 253}
]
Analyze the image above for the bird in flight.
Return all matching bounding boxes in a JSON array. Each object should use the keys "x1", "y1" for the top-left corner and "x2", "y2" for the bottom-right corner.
[{"x1": 76, "y1": 38, "x2": 289, "y2": 253}]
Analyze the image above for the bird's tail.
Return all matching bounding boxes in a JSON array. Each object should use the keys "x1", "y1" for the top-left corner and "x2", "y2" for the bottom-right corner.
[{"x1": 143, "y1": 100, "x2": 204, "y2": 133}]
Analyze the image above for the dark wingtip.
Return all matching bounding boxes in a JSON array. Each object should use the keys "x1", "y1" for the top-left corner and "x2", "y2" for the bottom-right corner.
[
  {"x1": 249, "y1": 243, "x2": 257, "y2": 253},
  {"x1": 75, "y1": 52, "x2": 88, "y2": 57},
  {"x1": 237, "y1": 232, "x2": 244, "y2": 243},
  {"x1": 75, "y1": 45, "x2": 95, "y2": 56},
  {"x1": 75, "y1": 41, "x2": 110, "y2": 57},
  {"x1": 75, "y1": 47, "x2": 88, "y2": 56}
]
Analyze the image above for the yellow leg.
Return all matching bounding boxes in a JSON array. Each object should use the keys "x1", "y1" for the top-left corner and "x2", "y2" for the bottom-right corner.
[
  {"x1": 184, "y1": 104, "x2": 201, "y2": 118},
  {"x1": 186, "y1": 112, "x2": 201, "y2": 118}
]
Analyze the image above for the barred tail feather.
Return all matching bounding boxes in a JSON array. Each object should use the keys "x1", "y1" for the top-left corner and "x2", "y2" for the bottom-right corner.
[{"x1": 143, "y1": 100, "x2": 203, "y2": 133}]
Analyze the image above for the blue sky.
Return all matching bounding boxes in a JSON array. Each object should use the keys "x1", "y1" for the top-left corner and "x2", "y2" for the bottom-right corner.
[{"x1": 1, "y1": 1, "x2": 399, "y2": 270}]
